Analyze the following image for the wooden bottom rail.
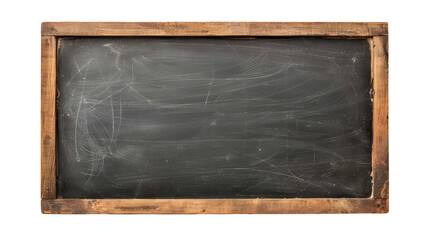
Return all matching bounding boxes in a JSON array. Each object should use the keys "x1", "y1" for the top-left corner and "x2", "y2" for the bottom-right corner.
[{"x1": 42, "y1": 198, "x2": 388, "y2": 214}]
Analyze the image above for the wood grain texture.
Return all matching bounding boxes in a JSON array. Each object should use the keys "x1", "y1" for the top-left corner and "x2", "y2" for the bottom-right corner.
[
  {"x1": 372, "y1": 36, "x2": 389, "y2": 199},
  {"x1": 41, "y1": 36, "x2": 57, "y2": 199},
  {"x1": 42, "y1": 198, "x2": 388, "y2": 214},
  {"x1": 41, "y1": 22, "x2": 388, "y2": 37}
]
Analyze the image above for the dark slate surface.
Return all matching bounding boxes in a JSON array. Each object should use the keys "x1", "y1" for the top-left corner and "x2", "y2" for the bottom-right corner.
[{"x1": 57, "y1": 37, "x2": 372, "y2": 198}]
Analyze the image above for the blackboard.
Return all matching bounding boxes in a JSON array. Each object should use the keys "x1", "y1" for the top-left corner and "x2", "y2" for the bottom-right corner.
[{"x1": 57, "y1": 37, "x2": 372, "y2": 199}]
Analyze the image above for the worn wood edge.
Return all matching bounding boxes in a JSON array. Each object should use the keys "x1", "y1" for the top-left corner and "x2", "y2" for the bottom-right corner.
[
  {"x1": 41, "y1": 36, "x2": 57, "y2": 199},
  {"x1": 42, "y1": 198, "x2": 388, "y2": 214},
  {"x1": 368, "y1": 37, "x2": 375, "y2": 198},
  {"x1": 372, "y1": 36, "x2": 389, "y2": 199},
  {"x1": 41, "y1": 22, "x2": 388, "y2": 37}
]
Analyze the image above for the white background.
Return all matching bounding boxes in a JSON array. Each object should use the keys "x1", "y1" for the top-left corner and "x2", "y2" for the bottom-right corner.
[{"x1": 1, "y1": 0, "x2": 427, "y2": 239}]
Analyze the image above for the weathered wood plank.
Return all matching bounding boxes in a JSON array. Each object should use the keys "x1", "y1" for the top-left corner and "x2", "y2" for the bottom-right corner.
[
  {"x1": 41, "y1": 22, "x2": 388, "y2": 37},
  {"x1": 372, "y1": 36, "x2": 389, "y2": 199},
  {"x1": 42, "y1": 198, "x2": 388, "y2": 214},
  {"x1": 41, "y1": 36, "x2": 57, "y2": 199}
]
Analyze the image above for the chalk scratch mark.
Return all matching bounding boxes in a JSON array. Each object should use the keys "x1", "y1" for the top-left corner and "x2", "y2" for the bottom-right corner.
[
  {"x1": 114, "y1": 93, "x2": 123, "y2": 142},
  {"x1": 74, "y1": 59, "x2": 92, "y2": 162},
  {"x1": 236, "y1": 177, "x2": 271, "y2": 195},
  {"x1": 110, "y1": 87, "x2": 115, "y2": 143},
  {"x1": 205, "y1": 68, "x2": 215, "y2": 106}
]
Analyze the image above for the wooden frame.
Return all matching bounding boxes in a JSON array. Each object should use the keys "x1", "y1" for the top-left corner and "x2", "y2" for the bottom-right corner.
[{"x1": 41, "y1": 22, "x2": 388, "y2": 214}]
